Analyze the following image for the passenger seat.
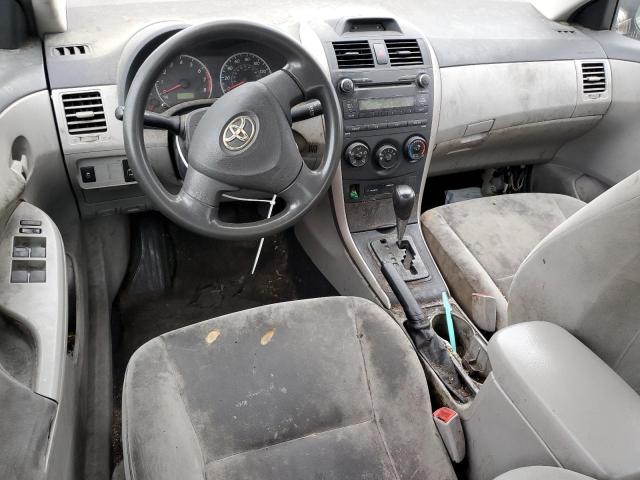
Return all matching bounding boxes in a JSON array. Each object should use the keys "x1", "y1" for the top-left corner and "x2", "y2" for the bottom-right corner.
[
  {"x1": 495, "y1": 467, "x2": 595, "y2": 480},
  {"x1": 421, "y1": 192, "x2": 584, "y2": 330}
]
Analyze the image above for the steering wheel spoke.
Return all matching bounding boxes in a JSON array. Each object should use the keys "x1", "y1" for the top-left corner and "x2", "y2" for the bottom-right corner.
[
  {"x1": 258, "y1": 69, "x2": 305, "y2": 120},
  {"x1": 280, "y1": 163, "x2": 322, "y2": 210},
  {"x1": 179, "y1": 167, "x2": 237, "y2": 207}
]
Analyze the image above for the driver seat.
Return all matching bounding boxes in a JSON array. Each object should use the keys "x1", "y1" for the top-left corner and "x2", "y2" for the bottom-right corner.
[{"x1": 122, "y1": 297, "x2": 456, "y2": 480}]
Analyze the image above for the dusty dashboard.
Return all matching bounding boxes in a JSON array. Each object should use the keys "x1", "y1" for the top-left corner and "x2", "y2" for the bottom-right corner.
[{"x1": 49, "y1": 31, "x2": 294, "y2": 218}]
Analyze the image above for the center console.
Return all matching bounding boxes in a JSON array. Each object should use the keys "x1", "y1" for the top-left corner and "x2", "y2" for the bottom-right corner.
[
  {"x1": 325, "y1": 33, "x2": 434, "y2": 232},
  {"x1": 305, "y1": 17, "x2": 446, "y2": 307}
]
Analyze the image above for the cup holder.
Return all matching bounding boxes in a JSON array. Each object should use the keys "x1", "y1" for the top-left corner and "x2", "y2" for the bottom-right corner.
[
  {"x1": 0, "y1": 312, "x2": 36, "y2": 388},
  {"x1": 431, "y1": 312, "x2": 490, "y2": 383}
]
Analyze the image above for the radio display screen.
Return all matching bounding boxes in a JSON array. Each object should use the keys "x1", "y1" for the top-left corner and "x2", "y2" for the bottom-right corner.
[{"x1": 358, "y1": 96, "x2": 415, "y2": 111}]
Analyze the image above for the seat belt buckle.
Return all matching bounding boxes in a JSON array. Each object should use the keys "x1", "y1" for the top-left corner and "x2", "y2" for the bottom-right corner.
[{"x1": 433, "y1": 407, "x2": 466, "y2": 463}]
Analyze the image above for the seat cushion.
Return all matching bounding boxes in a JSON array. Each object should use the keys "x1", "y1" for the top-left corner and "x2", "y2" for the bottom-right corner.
[
  {"x1": 122, "y1": 296, "x2": 455, "y2": 480},
  {"x1": 421, "y1": 193, "x2": 584, "y2": 330},
  {"x1": 495, "y1": 467, "x2": 595, "y2": 480}
]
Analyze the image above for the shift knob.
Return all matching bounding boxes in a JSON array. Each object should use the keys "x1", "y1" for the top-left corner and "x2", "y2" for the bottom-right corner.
[{"x1": 393, "y1": 185, "x2": 415, "y2": 243}]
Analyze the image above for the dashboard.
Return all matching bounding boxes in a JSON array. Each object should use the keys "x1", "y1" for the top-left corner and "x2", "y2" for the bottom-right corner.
[
  {"x1": 144, "y1": 40, "x2": 284, "y2": 113},
  {"x1": 42, "y1": 0, "x2": 613, "y2": 221}
]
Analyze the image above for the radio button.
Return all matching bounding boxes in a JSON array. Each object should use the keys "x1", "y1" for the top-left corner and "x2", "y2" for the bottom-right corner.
[
  {"x1": 343, "y1": 99, "x2": 357, "y2": 111},
  {"x1": 417, "y1": 74, "x2": 431, "y2": 89},
  {"x1": 339, "y1": 78, "x2": 355, "y2": 93}
]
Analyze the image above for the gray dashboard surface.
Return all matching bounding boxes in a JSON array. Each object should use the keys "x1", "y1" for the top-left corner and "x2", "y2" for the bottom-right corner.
[
  {"x1": 45, "y1": 0, "x2": 606, "y2": 89},
  {"x1": 584, "y1": 29, "x2": 640, "y2": 63},
  {"x1": 0, "y1": 39, "x2": 46, "y2": 113}
]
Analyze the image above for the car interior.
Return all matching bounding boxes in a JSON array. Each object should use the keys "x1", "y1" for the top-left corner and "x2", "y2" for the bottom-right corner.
[{"x1": 1, "y1": 0, "x2": 640, "y2": 479}]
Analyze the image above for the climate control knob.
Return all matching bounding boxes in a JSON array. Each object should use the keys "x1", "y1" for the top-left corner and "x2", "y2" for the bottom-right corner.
[
  {"x1": 344, "y1": 142, "x2": 370, "y2": 167},
  {"x1": 405, "y1": 136, "x2": 428, "y2": 162},
  {"x1": 338, "y1": 78, "x2": 355, "y2": 94},
  {"x1": 375, "y1": 144, "x2": 400, "y2": 170}
]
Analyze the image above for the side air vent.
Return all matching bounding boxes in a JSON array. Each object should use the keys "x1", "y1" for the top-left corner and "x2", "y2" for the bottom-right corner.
[
  {"x1": 52, "y1": 44, "x2": 89, "y2": 56},
  {"x1": 385, "y1": 39, "x2": 423, "y2": 66},
  {"x1": 332, "y1": 41, "x2": 374, "y2": 69},
  {"x1": 581, "y1": 62, "x2": 607, "y2": 94},
  {"x1": 61, "y1": 91, "x2": 107, "y2": 135}
]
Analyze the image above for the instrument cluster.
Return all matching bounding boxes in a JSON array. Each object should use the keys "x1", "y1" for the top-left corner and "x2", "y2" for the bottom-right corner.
[{"x1": 145, "y1": 41, "x2": 283, "y2": 113}]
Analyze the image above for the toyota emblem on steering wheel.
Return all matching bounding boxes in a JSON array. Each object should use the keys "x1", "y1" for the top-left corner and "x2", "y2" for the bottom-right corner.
[{"x1": 222, "y1": 115, "x2": 257, "y2": 151}]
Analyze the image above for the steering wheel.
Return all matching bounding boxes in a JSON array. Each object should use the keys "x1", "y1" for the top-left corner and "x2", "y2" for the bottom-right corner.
[{"x1": 123, "y1": 20, "x2": 342, "y2": 240}]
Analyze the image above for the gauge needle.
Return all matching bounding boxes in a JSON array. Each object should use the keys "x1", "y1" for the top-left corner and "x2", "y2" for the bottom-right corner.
[
  {"x1": 228, "y1": 80, "x2": 247, "y2": 91},
  {"x1": 162, "y1": 83, "x2": 184, "y2": 95}
]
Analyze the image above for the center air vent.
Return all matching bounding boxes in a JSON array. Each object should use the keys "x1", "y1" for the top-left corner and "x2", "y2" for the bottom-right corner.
[
  {"x1": 581, "y1": 62, "x2": 607, "y2": 94},
  {"x1": 385, "y1": 39, "x2": 423, "y2": 66},
  {"x1": 332, "y1": 41, "x2": 374, "y2": 69},
  {"x1": 53, "y1": 44, "x2": 89, "y2": 56},
  {"x1": 61, "y1": 91, "x2": 107, "y2": 135}
]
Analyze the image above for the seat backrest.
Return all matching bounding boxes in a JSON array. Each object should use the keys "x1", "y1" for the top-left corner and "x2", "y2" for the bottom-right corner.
[{"x1": 508, "y1": 170, "x2": 640, "y2": 392}]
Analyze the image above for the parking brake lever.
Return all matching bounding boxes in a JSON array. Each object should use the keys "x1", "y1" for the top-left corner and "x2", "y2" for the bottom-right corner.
[{"x1": 382, "y1": 262, "x2": 471, "y2": 403}]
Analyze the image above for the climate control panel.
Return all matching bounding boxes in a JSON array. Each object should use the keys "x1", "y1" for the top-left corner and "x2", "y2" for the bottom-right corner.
[
  {"x1": 323, "y1": 35, "x2": 434, "y2": 205},
  {"x1": 344, "y1": 135, "x2": 428, "y2": 171}
]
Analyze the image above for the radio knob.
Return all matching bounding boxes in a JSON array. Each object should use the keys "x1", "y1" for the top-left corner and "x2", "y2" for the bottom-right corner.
[
  {"x1": 344, "y1": 142, "x2": 370, "y2": 167},
  {"x1": 375, "y1": 144, "x2": 400, "y2": 170},
  {"x1": 338, "y1": 78, "x2": 355, "y2": 94},
  {"x1": 405, "y1": 136, "x2": 428, "y2": 162},
  {"x1": 417, "y1": 73, "x2": 431, "y2": 89}
]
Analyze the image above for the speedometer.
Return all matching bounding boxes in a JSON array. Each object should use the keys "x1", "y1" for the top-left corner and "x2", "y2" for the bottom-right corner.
[
  {"x1": 154, "y1": 54, "x2": 213, "y2": 109},
  {"x1": 219, "y1": 52, "x2": 272, "y2": 94}
]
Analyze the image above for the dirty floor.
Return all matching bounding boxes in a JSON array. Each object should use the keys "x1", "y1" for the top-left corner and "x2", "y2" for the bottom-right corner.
[{"x1": 110, "y1": 215, "x2": 337, "y2": 472}]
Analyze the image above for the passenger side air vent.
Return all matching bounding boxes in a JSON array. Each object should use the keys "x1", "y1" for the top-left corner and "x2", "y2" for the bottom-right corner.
[
  {"x1": 332, "y1": 41, "x2": 374, "y2": 69},
  {"x1": 385, "y1": 39, "x2": 423, "y2": 66},
  {"x1": 581, "y1": 62, "x2": 607, "y2": 94},
  {"x1": 61, "y1": 91, "x2": 107, "y2": 135},
  {"x1": 52, "y1": 44, "x2": 89, "y2": 56}
]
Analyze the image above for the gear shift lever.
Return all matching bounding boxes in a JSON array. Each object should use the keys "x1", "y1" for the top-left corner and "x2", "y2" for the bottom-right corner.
[{"x1": 393, "y1": 185, "x2": 415, "y2": 243}]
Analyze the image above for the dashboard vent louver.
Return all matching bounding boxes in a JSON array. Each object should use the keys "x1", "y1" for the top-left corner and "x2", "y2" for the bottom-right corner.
[
  {"x1": 332, "y1": 41, "x2": 374, "y2": 69},
  {"x1": 581, "y1": 62, "x2": 607, "y2": 94},
  {"x1": 61, "y1": 91, "x2": 107, "y2": 135},
  {"x1": 53, "y1": 44, "x2": 89, "y2": 56},
  {"x1": 385, "y1": 39, "x2": 423, "y2": 66}
]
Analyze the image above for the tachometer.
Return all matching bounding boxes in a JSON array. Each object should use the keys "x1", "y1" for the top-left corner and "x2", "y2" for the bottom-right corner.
[
  {"x1": 220, "y1": 52, "x2": 272, "y2": 94},
  {"x1": 154, "y1": 54, "x2": 213, "y2": 109}
]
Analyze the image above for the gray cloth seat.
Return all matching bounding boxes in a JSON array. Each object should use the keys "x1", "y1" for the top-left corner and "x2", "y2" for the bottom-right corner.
[
  {"x1": 423, "y1": 170, "x2": 640, "y2": 393},
  {"x1": 122, "y1": 296, "x2": 457, "y2": 480},
  {"x1": 421, "y1": 193, "x2": 585, "y2": 330},
  {"x1": 494, "y1": 467, "x2": 595, "y2": 480}
]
